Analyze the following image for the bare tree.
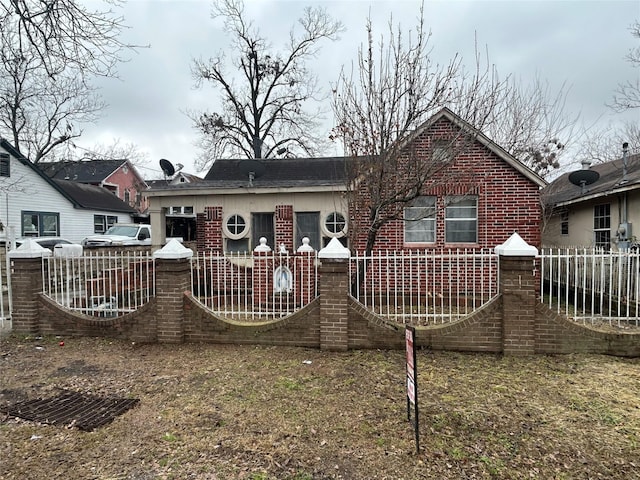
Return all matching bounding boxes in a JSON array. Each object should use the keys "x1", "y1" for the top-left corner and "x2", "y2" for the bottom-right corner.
[
  {"x1": 331, "y1": 7, "x2": 507, "y2": 255},
  {"x1": 53, "y1": 138, "x2": 151, "y2": 166},
  {"x1": 484, "y1": 76, "x2": 578, "y2": 177},
  {"x1": 1, "y1": 0, "x2": 134, "y2": 78},
  {"x1": 0, "y1": 33, "x2": 105, "y2": 163},
  {"x1": 610, "y1": 21, "x2": 640, "y2": 112},
  {"x1": 191, "y1": 0, "x2": 343, "y2": 169},
  {"x1": 579, "y1": 120, "x2": 640, "y2": 164},
  {"x1": 332, "y1": 5, "x2": 578, "y2": 255},
  {"x1": 0, "y1": 0, "x2": 139, "y2": 163}
]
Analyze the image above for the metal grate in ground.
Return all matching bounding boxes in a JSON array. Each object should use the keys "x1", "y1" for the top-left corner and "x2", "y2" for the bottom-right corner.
[{"x1": 2, "y1": 389, "x2": 139, "y2": 431}]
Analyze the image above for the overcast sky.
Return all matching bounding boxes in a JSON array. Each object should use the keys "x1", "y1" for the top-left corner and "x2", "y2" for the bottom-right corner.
[{"x1": 80, "y1": 0, "x2": 640, "y2": 179}]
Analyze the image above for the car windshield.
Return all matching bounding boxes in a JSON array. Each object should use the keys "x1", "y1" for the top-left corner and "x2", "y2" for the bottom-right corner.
[{"x1": 104, "y1": 226, "x2": 138, "y2": 237}]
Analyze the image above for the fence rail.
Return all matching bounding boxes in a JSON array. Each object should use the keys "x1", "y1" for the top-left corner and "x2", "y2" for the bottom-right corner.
[
  {"x1": 42, "y1": 251, "x2": 155, "y2": 317},
  {"x1": 349, "y1": 249, "x2": 499, "y2": 325},
  {"x1": 190, "y1": 251, "x2": 318, "y2": 321},
  {"x1": 539, "y1": 247, "x2": 640, "y2": 327}
]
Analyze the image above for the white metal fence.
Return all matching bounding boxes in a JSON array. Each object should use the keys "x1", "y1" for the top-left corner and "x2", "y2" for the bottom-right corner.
[
  {"x1": 349, "y1": 249, "x2": 499, "y2": 325},
  {"x1": 42, "y1": 251, "x2": 155, "y2": 317},
  {"x1": 539, "y1": 247, "x2": 640, "y2": 327},
  {"x1": 190, "y1": 251, "x2": 318, "y2": 321}
]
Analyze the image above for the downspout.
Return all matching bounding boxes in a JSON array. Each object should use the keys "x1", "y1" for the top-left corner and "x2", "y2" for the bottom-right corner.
[{"x1": 618, "y1": 143, "x2": 631, "y2": 250}]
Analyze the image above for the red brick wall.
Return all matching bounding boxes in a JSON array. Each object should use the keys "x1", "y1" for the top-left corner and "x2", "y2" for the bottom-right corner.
[
  {"x1": 349, "y1": 117, "x2": 542, "y2": 252},
  {"x1": 275, "y1": 205, "x2": 294, "y2": 252},
  {"x1": 9, "y1": 247, "x2": 638, "y2": 357},
  {"x1": 197, "y1": 206, "x2": 223, "y2": 252}
]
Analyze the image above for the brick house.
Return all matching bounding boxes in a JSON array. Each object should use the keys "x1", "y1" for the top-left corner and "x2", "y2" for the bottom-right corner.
[{"x1": 145, "y1": 109, "x2": 545, "y2": 252}]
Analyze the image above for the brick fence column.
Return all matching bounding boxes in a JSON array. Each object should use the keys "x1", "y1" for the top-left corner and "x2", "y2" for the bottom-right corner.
[
  {"x1": 318, "y1": 238, "x2": 351, "y2": 351},
  {"x1": 495, "y1": 233, "x2": 538, "y2": 356},
  {"x1": 153, "y1": 239, "x2": 193, "y2": 343},
  {"x1": 8, "y1": 241, "x2": 50, "y2": 334}
]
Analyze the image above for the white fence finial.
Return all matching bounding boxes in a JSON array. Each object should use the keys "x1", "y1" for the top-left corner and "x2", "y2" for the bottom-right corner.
[
  {"x1": 494, "y1": 232, "x2": 538, "y2": 256},
  {"x1": 318, "y1": 237, "x2": 350, "y2": 259},
  {"x1": 254, "y1": 237, "x2": 272, "y2": 252}
]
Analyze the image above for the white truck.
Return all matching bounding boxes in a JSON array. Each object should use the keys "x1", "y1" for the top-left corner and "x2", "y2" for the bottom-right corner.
[{"x1": 82, "y1": 224, "x2": 152, "y2": 247}]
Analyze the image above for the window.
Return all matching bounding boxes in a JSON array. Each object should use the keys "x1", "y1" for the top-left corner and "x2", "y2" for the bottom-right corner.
[
  {"x1": 432, "y1": 140, "x2": 453, "y2": 163},
  {"x1": 222, "y1": 214, "x2": 249, "y2": 252},
  {"x1": 226, "y1": 214, "x2": 247, "y2": 236},
  {"x1": 94, "y1": 214, "x2": 118, "y2": 234},
  {"x1": 325, "y1": 212, "x2": 346, "y2": 235},
  {"x1": 404, "y1": 196, "x2": 436, "y2": 243},
  {"x1": 252, "y1": 213, "x2": 274, "y2": 249},
  {"x1": 296, "y1": 212, "x2": 320, "y2": 250},
  {"x1": 22, "y1": 211, "x2": 59, "y2": 237},
  {"x1": 124, "y1": 189, "x2": 130, "y2": 204},
  {"x1": 226, "y1": 238, "x2": 250, "y2": 253},
  {"x1": 0, "y1": 153, "x2": 9, "y2": 177},
  {"x1": 560, "y1": 210, "x2": 569, "y2": 235},
  {"x1": 594, "y1": 204, "x2": 610, "y2": 249},
  {"x1": 445, "y1": 196, "x2": 478, "y2": 243},
  {"x1": 169, "y1": 206, "x2": 195, "y2": 216}
]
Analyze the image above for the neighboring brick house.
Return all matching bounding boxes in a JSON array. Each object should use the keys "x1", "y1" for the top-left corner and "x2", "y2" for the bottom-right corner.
[
  {"x1": 40, "y1": 159, "x2": 149, "y2": 217},
  {"x1": 145, "y1": 108, "x2": 545, "y2": 252}
]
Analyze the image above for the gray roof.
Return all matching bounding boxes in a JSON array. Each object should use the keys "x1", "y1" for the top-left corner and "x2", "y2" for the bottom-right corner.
[
  {"x1": 542, "y1": 153, "x2": 640, "y2": 207},
  {"x1": 203, "y1": 156, "x2": 347, "y2": 188},
  {"x1": 54, "y1": 180, "x2": 136, "y2": 213},
  {"x1": 40, "y1": 159, "x2": 128, "y2": 183},
  {"x1": 0, "y1": 138, "x2": 135, "y2": 214},
  {"x1": 146, "y1": 156, "x2": 348, "y2": 191}
]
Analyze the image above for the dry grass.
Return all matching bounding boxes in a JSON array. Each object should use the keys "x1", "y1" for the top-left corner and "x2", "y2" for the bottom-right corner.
[{"x1": 1, "y1": 335, "x2": 639, "y2": 479}]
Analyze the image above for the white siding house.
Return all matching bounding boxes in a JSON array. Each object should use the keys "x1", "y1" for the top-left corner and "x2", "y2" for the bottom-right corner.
[{"x1": 0, "y1": 139, "x2": 135, "y2": 245}]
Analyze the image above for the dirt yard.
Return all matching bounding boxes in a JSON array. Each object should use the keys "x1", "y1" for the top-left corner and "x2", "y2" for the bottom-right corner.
[{"x1": 1, "y1": 334, "x2": 639, "y2": 480}]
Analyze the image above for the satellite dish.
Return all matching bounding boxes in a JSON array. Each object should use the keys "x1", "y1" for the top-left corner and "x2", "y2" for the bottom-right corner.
[
  {"x1": 159, "y1": 158, "x2": 175, "y2": 178},
  {"x1": 238, "y1": 159, "x2": 266, "y2": 186},
  {"x1": 569, "y1": 169, "x2": 599, "y2": 194}
]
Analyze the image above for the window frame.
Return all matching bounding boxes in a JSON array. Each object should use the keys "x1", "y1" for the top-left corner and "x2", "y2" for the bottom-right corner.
[
  {"x1": 404, "y1": 196, "x2": 437, "y2": 244},
  {"x1": 295, "y1": 211, "x2": 321, "y2": 251},
  {"x1": 252, "y1": 212, "x2": 275, "y2": 249},
  {"x1": 593, "y1": 203, "x2": 611, "y2": 249},
  {"x1": 445, "y1": 196, "x2": 478, "y2": 244},
  {"x1": 22, "y1": 211, "x2": 60, "y2": 237},
  {"x1": 94, "y1": 214, "x2": 119, "y2": 234},
  {"x1": 560, "y1": 210, "x2": 569, "y2": 236},
  {"x1": 322, "y1": 211, "x2": 347, "y2": 238},
  {"x1": 223, "y1": 214, "x2": 248, "y2": 240},
  {"x1": 0, "y1": 152, "x2": 9, "y2": 177}
]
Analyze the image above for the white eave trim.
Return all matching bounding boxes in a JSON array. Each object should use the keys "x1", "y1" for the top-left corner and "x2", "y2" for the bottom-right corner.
[
  {"x1": 144, "y1": 184, "x2": 348, "y2": 197},
  {"x1": 554, "y1": 182, "x2": 640, "y2": 208}
]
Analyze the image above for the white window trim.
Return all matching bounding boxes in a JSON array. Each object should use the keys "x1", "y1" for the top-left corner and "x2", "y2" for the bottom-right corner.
[
  {"x1": 223, "y1": 214, "x2": 249, "y2": 240},
  {"x1": 321, "y1": 211, "x2": 347, "y2": 238}
]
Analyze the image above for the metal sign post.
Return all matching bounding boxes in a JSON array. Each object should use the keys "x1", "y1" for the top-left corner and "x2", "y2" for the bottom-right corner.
[{"x1": 405, "y1": 326, "x2": 419, "y2": 453}]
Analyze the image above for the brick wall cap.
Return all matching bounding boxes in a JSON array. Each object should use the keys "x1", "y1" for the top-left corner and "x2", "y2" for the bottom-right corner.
[
  {"x1": 8, "y1": 239, "x2": 52, "y2": 258},
  {"x1": 495, "y1": 232, "x2": 538, "y2": 256},
  {"x1": 318, "y1": 237, "x2": 350, "y2": 259},
  {"x1": 153, "y1": 238, "x2": 193, "y2": 259}
]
